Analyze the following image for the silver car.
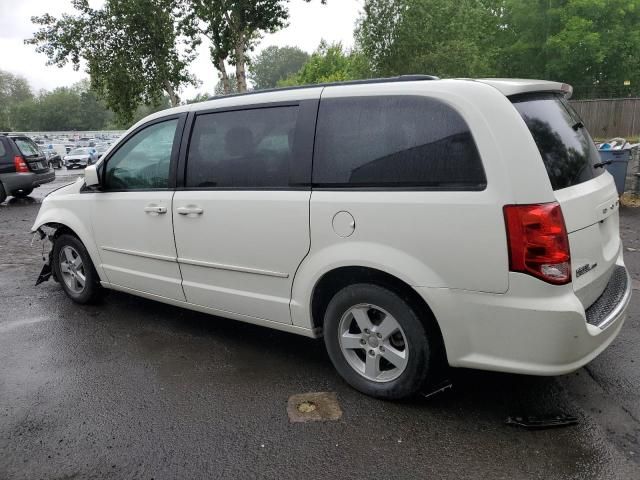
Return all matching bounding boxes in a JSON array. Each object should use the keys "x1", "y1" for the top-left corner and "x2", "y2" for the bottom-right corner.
[{"x1": 63, "y1": 147, "x2": 97, "y2": 169}]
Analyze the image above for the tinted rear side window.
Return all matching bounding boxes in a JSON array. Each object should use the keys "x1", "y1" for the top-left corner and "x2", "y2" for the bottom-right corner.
[
  {"x1": 186, "y1": 106, "x2": 299, "y2": 188},
  {"x1": 313, "y1": 95, "x2": 485, "y2": 189},
  {"x1": 512, "y1": 93, "x2": 602, "y2": 190}
]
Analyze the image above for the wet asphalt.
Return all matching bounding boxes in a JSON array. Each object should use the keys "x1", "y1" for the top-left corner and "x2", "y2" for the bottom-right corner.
[{"x1": 1, "y1": 172, "x2": 639, "y2": 479}]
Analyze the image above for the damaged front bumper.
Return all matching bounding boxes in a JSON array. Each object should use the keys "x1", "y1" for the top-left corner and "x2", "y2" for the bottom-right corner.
[{"x1": 32, "y1": 227, "x2": 56, "y2": 286}]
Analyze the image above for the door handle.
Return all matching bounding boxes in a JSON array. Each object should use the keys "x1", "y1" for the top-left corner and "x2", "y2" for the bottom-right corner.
[
  {"x1": 176, "y1": 206, "x2": 204, "y2": 216},
  {"x1": 144, "y1": 205, "x2": 167, "y2": 214}
]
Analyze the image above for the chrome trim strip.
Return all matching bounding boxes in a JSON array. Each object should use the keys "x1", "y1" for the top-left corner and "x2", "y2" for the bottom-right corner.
[
  {"x1": 596, "y1": 268, "x2": 632, "y2": 330},
  {"x1": 101, "y1": 246, "x2": 177, "y2": 263},
  {"x1": 178, "y1": 257, "x2": 289, "y2": 278}
]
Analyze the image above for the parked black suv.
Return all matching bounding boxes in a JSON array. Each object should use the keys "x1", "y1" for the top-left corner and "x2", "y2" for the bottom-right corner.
[{"x1": 0, "y1": 135, "x2": 55, "y2": 203}]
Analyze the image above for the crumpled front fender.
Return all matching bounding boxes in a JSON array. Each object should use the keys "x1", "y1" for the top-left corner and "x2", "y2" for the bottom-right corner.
[{"x1": 31, "y1": 186, "x2": 107, "y2": 283}]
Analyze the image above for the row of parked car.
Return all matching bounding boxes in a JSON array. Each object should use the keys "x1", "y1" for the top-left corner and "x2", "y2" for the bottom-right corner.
[
  {"x1": 0, "y1": 133, "x2": 118, "y2": 203},
  {"x1": 40, "y1": 142, "x2": 114, "y2": 170}
]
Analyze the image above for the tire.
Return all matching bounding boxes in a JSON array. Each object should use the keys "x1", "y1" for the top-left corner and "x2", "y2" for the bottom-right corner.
[
  {"x1": 323, "y1": 283, "x2": 437, "y2": 400},
  {"x1": 0, "y1": 183, "x2": 6, "y2": 203},
  {"x1": 12, "y1": 188, "x2": 33, "y2": 198},
  {"x1": 52, "y1": 233, "x2": 102, "y2": 304}
]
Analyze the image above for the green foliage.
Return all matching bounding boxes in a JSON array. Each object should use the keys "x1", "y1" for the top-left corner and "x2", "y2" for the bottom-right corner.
[
  {"x1": 184, "y1": 1, "x2": 325, "y2": 93},
  {"x1": 355, "y1": 0, "x2": 502, "y2": 78},
  {"x1": 0, "y1": 70, "x2": 168, "y2": 131},
  {"x1": 249, "y1": 46, "x2": 309, "y2": 89},
  {"x1": 500, "y1": 0, "x2": 640, "y2": 98},
  {"x1": 8, "y1": 80, "x2": 115, "y2": 131},
  {"x1": 214, "y1": 73, "x2": 239, "y2": 95},
  {"x1": 0, "y1": 71, "x2": 33, "y2": 131},
  {"x1": 278, "y1": 41, "x2": 373, "y2": 86},
  {"x1": 354, "y1": 0, "x2": 640, "y2": 99},
  {"x1": 186, "y1": 92, "x2": 212, "y2": 104},
  {"x1": 28, "y1": 0, "x2": 196, "y2": 123}
]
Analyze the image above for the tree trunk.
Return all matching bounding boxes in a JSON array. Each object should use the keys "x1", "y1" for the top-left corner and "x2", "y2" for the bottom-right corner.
[
  {"x1": 235, "y1": 32, "x2": 247, "y2": 93},
  {"x1": 164, "y1": 81, "x2": 180, "y2": 107},
  {"x1": 217, "y1": 56, "x2": 231, "y2": 94}
]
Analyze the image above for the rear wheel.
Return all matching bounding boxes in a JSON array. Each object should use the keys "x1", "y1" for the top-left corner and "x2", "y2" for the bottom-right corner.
[
  {"x1": 323, "y1": 283, "x2": 437, "y2": 400},
  {"x1": 12, "y1": 188, "x2": 33, "y2": 198},
  {"x1": 0, "y1": 183, "x2": 6, "y2": 203},
  {"x1": 52, "y1": 234, "x2": 102, "y2": 303}
]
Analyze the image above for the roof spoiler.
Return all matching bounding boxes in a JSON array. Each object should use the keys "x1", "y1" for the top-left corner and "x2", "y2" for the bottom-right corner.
[{"x1": 475, "y1": 79, "x2": 573, "y2": 99}]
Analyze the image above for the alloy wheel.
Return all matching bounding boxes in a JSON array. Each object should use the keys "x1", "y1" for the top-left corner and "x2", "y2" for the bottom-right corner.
[{"x1": 338, "y1": 303, "x2": 409, "y2": 382}]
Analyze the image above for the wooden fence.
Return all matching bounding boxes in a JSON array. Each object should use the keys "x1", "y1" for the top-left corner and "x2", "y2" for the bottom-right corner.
[{"x1": 569, "y1": 98, "x2": 640, "y2": 139}]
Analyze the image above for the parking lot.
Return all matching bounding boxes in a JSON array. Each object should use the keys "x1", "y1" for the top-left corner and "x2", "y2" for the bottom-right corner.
[{"x1": 1, "y1": 171, "x2": 639, "y2": 479}]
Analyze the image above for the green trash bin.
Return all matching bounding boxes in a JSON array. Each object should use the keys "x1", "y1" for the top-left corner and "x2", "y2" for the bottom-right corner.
[{"x1": 598, "y1": 148, "x2": 631, "y2": 195}]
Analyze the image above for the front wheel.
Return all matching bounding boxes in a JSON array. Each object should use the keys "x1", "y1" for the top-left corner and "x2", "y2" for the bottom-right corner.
[
  {"x1": 324, "y1": 283, "x2": 438, "y2": 400},
  {"x1": 52, "y1": 234, "x2": 102, "y2": 303}
]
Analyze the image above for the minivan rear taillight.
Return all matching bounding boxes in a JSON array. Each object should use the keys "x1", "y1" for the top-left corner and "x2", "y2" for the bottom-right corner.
[
  {"x1": 503, "y1": 202, "x2": 571, "y2": 285},
  {"x1": 14, "y1": 155, "x2": 29, "y2": 173}
]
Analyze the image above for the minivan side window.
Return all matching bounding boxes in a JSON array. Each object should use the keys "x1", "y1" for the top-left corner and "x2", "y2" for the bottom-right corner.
[
  {"x1": 313, "y1": 96, "x2": 486, "y2": 189},
  {"x1": 104, "y1": 119, "x2": 178, "y2": 190},
  {"x1": 185, "y1": 106, "x2": 299, "y2": 188}
]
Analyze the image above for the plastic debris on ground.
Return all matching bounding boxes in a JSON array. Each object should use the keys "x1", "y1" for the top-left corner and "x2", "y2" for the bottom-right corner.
[{"x1": 505, "y1": 414, "x2": 579, "y2": 429}]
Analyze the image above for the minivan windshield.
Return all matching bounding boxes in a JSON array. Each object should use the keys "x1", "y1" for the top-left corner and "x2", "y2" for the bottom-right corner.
[{"x1": 511, "y1": 92, "x2": 603, "y2": 190}]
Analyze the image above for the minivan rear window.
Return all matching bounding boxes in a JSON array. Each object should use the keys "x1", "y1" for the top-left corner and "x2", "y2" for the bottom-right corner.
[{"x1": 511, "y1": 93, "x2": 603, "y2": 190}]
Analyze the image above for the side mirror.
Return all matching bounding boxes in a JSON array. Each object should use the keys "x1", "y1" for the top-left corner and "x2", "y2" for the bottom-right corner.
[{"x1": 84, "y1": 164, "x2": 100, "y2": 187}]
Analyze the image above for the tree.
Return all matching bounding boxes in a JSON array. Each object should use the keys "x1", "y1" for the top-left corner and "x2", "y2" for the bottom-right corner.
[
  {"x1": 249, "y1": 45, "x2": 309, "y2": 89},
  {"x1": 499, "y1": 0, "x2": 640, "y2": 98},
  {"x1": 214, "y1": 73, "x2": 239, "y2": 95},
  {"x1": 28, "y1": 0, "x2": 196, "y2": 122},
  {"x1": 279, "y1": 41, "x2": 372, "y2": 86},
  {"x1": 355, "y1": 0, "x2": 502, "y2": 78},
  {"x1": 186, "y1": 92, "x2": 212, "y2": 104},
  {"x1": 0, "y1": 70, "x2": 34, "y2": 130},
  {"x1": 185, "y1": 1, "x2": 325, "y2": 94}
]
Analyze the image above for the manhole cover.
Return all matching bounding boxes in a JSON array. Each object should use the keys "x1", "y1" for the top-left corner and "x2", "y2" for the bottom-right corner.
[{"x1": 287, "y1": 392, "x2": 342, "y2": 423}]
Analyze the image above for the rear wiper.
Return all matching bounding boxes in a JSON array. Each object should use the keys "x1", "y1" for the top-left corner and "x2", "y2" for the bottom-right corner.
[
  {"x1": 593, "y1": 160, "x2": 613, "y2": 169},
  {"x1": 571, "y1": 121, "x2": 584, "y2": 131}
]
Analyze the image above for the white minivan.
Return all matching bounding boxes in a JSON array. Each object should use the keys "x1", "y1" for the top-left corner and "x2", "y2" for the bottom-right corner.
[{"x1": 32, "y1": 76, "x2": 632, "y2": 399}]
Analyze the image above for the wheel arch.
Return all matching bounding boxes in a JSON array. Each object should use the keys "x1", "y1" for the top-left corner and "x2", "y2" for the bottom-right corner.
[
  {"x1": 307, "y1": 266, "x2": 447, "y2": 363},
  {"x1": 33, "y1": 212, "x2": 107, "y2": 283}
]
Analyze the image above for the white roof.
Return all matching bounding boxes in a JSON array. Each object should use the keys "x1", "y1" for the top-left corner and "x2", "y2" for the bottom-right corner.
[{"x1": 127, "y1": 77, "x2": 572, "y2": 135}]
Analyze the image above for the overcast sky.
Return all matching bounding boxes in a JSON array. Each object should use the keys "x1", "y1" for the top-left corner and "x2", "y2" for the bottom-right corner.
[{"x1": 0, "y1": 0, "x2": 362, "y2": 99}]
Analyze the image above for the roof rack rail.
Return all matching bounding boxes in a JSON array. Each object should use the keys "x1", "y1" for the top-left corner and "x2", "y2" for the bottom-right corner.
[{"x1": 207, "y1": 74, "x2": 440, "y2": 101}]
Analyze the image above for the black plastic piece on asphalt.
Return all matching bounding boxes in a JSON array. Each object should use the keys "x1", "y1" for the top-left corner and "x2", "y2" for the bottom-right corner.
[
  {"x1": 35, "y1": 262, "x2": 52, "y2": 286},
  {"x1": 421, "y1": 379, "x2": 453, "y2": 400},
  {"x1": 505, "y1": 414, "x2": 579, "y2": 429}
]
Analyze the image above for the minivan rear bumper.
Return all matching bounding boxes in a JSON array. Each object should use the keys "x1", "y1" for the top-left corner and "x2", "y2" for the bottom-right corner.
[
  {"x1": 1, "y1": 170, "x2": 55, "y2": 194},
  {"x1": 419, "y1": 260, "x2": 631, "y2": 376}
]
